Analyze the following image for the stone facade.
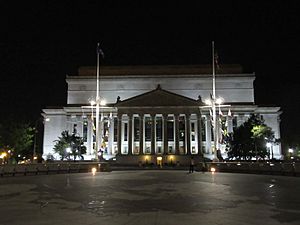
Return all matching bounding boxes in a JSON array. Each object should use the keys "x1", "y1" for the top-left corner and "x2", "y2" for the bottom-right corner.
[{"x1": 42, "y1": 65, "x2": 282, "y2": 162}]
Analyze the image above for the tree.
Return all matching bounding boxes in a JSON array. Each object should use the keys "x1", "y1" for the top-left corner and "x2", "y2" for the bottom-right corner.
[
  {"x1": 53, "y1": 130, "x2": 87, "y2": 161},
  {"x1": 53, "y1": 132, "x2": 69, "y2": 160},
  {"x1": 0, "y1": 121, "x2": 35, "y2": 161},
  {"x1": 227, "y1": 114, "x2": 277, "y2": 160}
]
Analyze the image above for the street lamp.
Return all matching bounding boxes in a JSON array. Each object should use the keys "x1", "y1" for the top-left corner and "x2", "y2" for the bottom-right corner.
[
  {"x1": 202, "y1": 42, "x2": 230, "y2": 161},
  {"x1": 204, "y1": 96, "x2": 225, "y2": 161},
  {"x1": 216, "y1": 97, "x2": 223, "y2": 105},
  {"x1": 94, "y1": 43, "x2": 106, "y2": 161},
  {"x1": 33, "y1": 117, "x2": 46, "y2": 163}
]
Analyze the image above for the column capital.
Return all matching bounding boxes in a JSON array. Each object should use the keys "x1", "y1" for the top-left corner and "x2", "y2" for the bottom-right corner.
[
  {"x1": 174, "y1": 113, "x2": 180, "y2": 119},
  {"x1": 197, "y1": 113, "x2": 202, "y2": 119},
  {"x1": 117, "y1": 113, "x2": 122, "y2": 120},
  {"x1": 185, "y1": 113, "x2": 191, "y2": 120}
]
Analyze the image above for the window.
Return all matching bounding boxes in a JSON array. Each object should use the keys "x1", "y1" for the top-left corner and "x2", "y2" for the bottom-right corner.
[
  {"x1": 103, "y1": 119, "x2": 109, "y2": 142},
  {"x1": 145, "y1": 117, "x2": 151, "y2": 141},
  {"x1": 179, "y1": 116, "x2": 185, "y2": 142},
  {"x1": 156, "y1": 117, "x2": 162, "y2": 141},
  {"x1": 134, "y1": 117, "x2": 140, "y2": 141},
  {"x1": 201, "y1": 117, "x2": 206, "y2": 141},
  {"x1": 83, "y1": 121, "x2": 88, "y2": 142},
  {"x1": 167, "y1": 116, "x2": 174, "y2": 141},
  {"x1": 73, "y1": 124, "x2": 77, "y2": 134},
  {"x1": 191, "y1": 122, "x2": 195, "y2": 141},
  {"x1": 114, "y1": 118, "x2": 118, "y2": 142},
  {"x1": 124, "y1": 123, "x2": 128, "y2": 141}
]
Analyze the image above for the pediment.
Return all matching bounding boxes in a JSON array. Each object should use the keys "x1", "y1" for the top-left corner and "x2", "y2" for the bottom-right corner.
[{"x1": 115, "y1": 85, "x2": 204, "y2": 107}]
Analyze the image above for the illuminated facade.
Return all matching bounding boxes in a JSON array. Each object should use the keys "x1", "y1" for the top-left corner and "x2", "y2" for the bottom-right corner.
[{"x1": 42, "y1": 65, "x2": 282, "y2": 163}]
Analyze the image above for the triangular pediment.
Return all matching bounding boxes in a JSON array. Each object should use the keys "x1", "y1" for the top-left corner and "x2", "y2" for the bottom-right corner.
[{"x1": 115, "y1": 85, "x2": 204, "y2": 107}]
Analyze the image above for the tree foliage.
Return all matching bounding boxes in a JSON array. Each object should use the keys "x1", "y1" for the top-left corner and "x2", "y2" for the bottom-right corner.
[
  {"x1": 0, "y1": 121, "x2": 34, "y2": 159},
  {"x1": 227, "y1": 114, "x2": 277, "y2": 160},
  {"x1": 53, "y1": 130, "x2": 87, "y2": 160}
]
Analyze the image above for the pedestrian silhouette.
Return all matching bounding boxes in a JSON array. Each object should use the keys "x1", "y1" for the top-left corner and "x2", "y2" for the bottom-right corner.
[{"x1": 189, "y1": 156, "x2": 195, "y2": 173}]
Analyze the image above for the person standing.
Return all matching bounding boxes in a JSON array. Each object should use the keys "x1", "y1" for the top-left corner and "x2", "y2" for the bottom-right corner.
[{"x1": 189, "y1": 156, "x2": 195, "y2": 173}]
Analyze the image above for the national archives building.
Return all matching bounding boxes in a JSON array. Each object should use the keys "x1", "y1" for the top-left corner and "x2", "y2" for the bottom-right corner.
[{"x1": 42, "y1": 65, "x2": 282, "y2": 164}]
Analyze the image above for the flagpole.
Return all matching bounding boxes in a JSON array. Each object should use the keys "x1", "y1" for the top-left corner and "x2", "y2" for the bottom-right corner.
[
  {"x1": 95, "y1": 43, "x2": 100, "y2": 161},
  {"x1": 212, "y1": 41, "x2": 218, "y2": 161}
]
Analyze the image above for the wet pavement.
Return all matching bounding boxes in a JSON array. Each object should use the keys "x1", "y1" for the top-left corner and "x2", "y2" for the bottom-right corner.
[{"x1": 0, "y1": 170, "x2": 300, "y2": 225}]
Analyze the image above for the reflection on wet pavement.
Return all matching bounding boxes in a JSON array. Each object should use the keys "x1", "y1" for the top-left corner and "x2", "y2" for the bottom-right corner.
[{"x1": 0, "y1": 171, "x2": 300, "y2": 225}]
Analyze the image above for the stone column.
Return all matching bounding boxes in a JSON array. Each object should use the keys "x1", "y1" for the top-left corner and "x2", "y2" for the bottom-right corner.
[
  {"x1": 163, "y1": 114, "x2": 168, "y2": 154},
  {"x1": 108, "y1": 116, "x2": 114, "y2": 155},
  {"x1": 237, "y1": 114, "x2": 244, "y2": 127},
  {"x1": 151, "y1": 114, "x2": 156, "y2": 155},
  {"x1": 87, "y1": 118, "x2": 93, "y2": 155},
  {"x1": 186, "y1": 114, "x2": 191, "y2": 155},
  {"x1": 197, "y1": 113, "x2": 202, "y2": 156},
  {"x1": 227, "y1": 115, "x2": 233, "y2": 134},
  {"x1": 117, "y1": 113, "x2": 122, "y2": 155},
  {"x1": 206, "y1": 115, "x2": 212, "y2": 154},
  {"x1": 100, "y1": 113, "x2": 104, "y2": 145},
  {"x1": 174, "y1": 114, "x2": 180, "y2": 155},
  {"x1": 128, "y1": 114, "x2": 133, "y2": 155},
  {"x1": 139, "y1": 114, "x2": 144, "y2": 155}
]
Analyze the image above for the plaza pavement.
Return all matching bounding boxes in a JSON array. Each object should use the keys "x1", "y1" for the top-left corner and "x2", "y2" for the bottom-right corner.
[{"x1": 0, "y1": 170, "x2": 300, "y2": 225}]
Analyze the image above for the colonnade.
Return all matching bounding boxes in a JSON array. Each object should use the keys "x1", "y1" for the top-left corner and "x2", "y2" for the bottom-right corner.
[
  {"x1": 80, "y1": 111, "x2": 234, "y2": 158},
  {"x1": 115, "y1": 113, "x2": 203, "y2": 156}
]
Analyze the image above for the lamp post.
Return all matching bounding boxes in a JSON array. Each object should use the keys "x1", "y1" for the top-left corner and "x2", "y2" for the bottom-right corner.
[
  {"x1": 89, "y1": 100, "x2": 95, "y2": 156},
  {"x1": 211, "y1": 41, "x2": 220, "y2": 161},
  {"x1": 95, "y1": 43, "x2": 101, "y2": 161},
  {"x1": 202, "y1": 42, "x2": 230, "y2": 161},
  {"x1": 94, "y1": 43, "x2": 106, "y2": 161},
  {"x1": 33, "y1": 117, "x2": 44, "y2": 163}
]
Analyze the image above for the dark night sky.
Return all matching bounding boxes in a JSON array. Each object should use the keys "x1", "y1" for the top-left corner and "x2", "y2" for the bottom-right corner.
[{"x1": 0, "y1": 1, "x2": 300, "y2": 146}]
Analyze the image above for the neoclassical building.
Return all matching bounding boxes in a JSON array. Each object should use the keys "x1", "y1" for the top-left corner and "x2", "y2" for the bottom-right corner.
[{"x1": 42, "y1": 64, "x2": 282, "y2": 164}]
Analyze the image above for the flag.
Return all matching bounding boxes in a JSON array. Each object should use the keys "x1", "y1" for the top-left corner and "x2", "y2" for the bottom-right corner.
[
  {"x1": 226, "y1": 109, "x2": 233, "y2": 133},
  {"x1": 91, "y1": 116, "x2": 96, "y2": 131},
  {"x1": 97, "y1": 43, "x2": 105, "y2": 58},
  {"x1": 219, "y1": 107, "x2": 223, "y2": 117},
  {"x1": 209, "y1": 109, "x2": 214, "y2": 128},
  {"x1": 228, "y1": 108, "x2": 232, "y2": 117},
  {"x1": 218, "y1": 114, "x2": 224, "y2": 144}
]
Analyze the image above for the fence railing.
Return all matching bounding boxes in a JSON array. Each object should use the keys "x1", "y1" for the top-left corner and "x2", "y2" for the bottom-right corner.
[
  {"x1": 1, "y1": 161, "x2": 299, "y2": 177},
  {"x1": 0, "y1": 162, "x2": 110, "y2": 177},
  {"x1": 204, "y1": 162, "x2": 300, "y2": 176}
]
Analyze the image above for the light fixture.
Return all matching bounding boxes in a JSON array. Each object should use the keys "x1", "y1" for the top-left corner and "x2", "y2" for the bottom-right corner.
[
  {"x1": 100, "y1": 99, "x2": 106, "y2": 106},
  {"x1": 204, "y1": 99, "x2": 212, "y2": 105},
  {"x1": 91, "y1": 167, "x2": 97, "y2": 175},
  {"x1": 216, "y1": 97, "x2": 223, "y2": 105}
]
